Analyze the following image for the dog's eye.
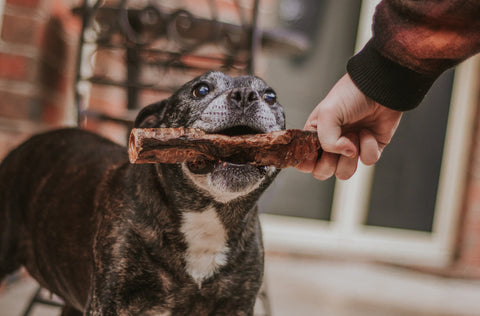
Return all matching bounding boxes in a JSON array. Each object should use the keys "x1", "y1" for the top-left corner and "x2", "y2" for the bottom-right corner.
[
  {"x1": 193, "y1": 84, "x2": 210, "y2": 98},
  {"x1": 263, "y1": 90, "x2": 277, "y2": 105}
]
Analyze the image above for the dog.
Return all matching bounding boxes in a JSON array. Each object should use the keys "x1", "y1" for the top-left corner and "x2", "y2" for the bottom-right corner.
[{"x1": 0, "y1": 71, "x2": 285, "y2": 315}]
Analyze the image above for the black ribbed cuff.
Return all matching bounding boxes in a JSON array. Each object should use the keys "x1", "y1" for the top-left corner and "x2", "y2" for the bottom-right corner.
[{"x1": 347, "y1": 40, "x2": 438, "y2": 111}]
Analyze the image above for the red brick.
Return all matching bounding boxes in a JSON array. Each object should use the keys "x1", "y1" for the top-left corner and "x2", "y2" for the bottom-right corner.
[
  {"x1": 1, "y1": 14, "x2": 40, "y2": 45},
  {"x1": 0, "y1": 53, "x2": 31, "y2": 81},
  {"x1": 6, "y1": 0, "x2": 41, "y2": 8},
  {"x1": 0, "y1": 90, "x2": 33, "y2": 120}
]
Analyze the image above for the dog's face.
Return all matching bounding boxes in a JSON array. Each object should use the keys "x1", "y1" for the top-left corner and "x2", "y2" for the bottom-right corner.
[{"x1": 135, "y1": 71, "x2": 285, "y2": 202}]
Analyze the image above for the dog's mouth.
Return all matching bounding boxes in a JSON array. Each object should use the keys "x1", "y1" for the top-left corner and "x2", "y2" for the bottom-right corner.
[
  {"x1": 216, "y1": 125, "x2": 263, "y2": 136},
  {"x1": 186, "y1": 125, "x2": 268, "y2": 175}
]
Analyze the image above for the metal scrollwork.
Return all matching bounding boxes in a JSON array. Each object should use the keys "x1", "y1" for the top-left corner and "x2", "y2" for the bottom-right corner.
[{"x1": 72, "y1": 0, "x2": 308, "y2": 125}]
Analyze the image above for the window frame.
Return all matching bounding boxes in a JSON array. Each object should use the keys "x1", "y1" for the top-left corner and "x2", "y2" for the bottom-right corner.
[{"x1": 260, "y1": 0, "x2": 480, "y2": 268}]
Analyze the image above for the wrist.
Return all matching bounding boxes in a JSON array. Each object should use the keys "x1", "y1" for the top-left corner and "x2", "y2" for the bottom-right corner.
[{"x1": 347, "y1": 40, "x2": 438, "y2": 111}]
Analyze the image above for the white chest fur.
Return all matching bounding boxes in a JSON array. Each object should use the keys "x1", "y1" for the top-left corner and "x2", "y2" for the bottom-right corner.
[{"x1": 180, "y1": 207, "x2": 229, "y2": 286}]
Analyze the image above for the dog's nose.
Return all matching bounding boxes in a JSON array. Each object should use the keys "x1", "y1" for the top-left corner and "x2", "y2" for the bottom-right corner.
[{"x1": 228, "y1": 87, "x2": 259, "y2": 110}]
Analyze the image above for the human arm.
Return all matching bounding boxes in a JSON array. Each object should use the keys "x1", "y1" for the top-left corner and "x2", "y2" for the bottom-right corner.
[
  {"x1": 296, "y1": 74, "x2": 402, "y2": 180},
  {"x1": 298, "y1": 0, "x2": 480, "y2": 180}
]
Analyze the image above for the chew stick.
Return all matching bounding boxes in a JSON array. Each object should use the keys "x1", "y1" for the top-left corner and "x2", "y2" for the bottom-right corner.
[{"x1": 128, "y1": 128, "x2": 322, "y2": 168}]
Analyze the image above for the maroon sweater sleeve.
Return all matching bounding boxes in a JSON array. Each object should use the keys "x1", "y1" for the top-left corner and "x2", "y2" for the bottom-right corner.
[{"x1": 347, "y1": 0, "x2": 480, "y2": 111}]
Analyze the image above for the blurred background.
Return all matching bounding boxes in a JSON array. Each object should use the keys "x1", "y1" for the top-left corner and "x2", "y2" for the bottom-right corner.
[{"x1": 1, "y1": 0, "x2": 480, "y2": 315}]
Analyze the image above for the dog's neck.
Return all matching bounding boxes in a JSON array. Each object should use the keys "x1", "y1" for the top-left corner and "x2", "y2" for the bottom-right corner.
[
  {"x1": 155, "y1": 164, "x2": 264, "y2": 222},
  {"x1": 147, "y1": 164, "x2": 264, "y2": 286}
]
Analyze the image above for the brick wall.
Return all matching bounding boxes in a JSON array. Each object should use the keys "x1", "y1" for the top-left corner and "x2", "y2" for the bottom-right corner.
[
  {"x1": 0, "y1": 0, "x2": 276, "y2": 155},
  {"x1": 0, "y1": 0, "x2": 80, "y2": 158}
]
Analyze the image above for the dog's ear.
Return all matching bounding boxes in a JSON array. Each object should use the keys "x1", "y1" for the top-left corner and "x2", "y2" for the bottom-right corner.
[{"x1": 134, "y1": 100, "x2": 169, "y2": 128}]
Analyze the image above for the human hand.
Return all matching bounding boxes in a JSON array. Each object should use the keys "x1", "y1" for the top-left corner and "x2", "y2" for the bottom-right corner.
[{"x1": 296, "y1": 74, "x2": 403, "y2": 180}]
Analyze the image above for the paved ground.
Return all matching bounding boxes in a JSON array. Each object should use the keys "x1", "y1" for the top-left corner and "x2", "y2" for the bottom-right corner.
[
  {"x1": 265, "y1": 254, "x2": 480, "y2": 316},
  {"x1": 2, "y1": 253, "x2": 480, "y2": 316}
]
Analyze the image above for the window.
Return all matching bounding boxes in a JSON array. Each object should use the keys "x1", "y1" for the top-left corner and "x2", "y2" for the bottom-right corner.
[{"x1": 259, "y1": 0, "x2": 480, "y2": 267}]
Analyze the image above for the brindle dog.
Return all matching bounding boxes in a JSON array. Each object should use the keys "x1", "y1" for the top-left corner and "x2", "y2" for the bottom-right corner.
[{"x1": 0, "y1": 71, "x2": 285, "y2": 315}]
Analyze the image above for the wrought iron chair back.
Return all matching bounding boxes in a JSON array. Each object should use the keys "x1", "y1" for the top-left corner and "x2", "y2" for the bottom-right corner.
[{"x1": 73, "y1": 0, "x2": 262, "y2": 128}]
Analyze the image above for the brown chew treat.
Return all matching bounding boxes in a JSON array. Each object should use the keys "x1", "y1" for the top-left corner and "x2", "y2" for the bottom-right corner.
[{"x1": 128, "y1": 128, "x2": 322, "y2": 168}]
